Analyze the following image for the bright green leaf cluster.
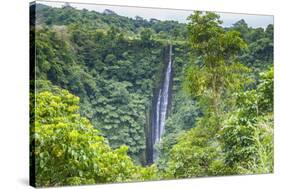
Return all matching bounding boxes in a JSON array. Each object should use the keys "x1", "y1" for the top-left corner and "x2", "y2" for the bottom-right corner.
[{"x1": 32, "y1": 89, "x2": 157, "y2": 187}]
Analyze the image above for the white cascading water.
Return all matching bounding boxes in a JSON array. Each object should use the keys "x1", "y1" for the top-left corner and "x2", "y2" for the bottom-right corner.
[{"x1": 152, "y1": 45, "x2": 172, "y2": 161}]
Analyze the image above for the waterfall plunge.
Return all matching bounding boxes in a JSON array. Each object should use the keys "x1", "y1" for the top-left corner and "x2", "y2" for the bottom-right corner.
[{"x1": 152, "y1": 45, "x2": 172, "y2": 162}]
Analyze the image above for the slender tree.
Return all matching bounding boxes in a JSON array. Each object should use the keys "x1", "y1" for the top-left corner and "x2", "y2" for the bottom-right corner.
[{"x1": 185, "y1": 11, "x2": 250, "y2": 128}]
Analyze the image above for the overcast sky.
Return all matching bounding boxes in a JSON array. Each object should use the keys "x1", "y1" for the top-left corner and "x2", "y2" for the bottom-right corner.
[{"x1": 39, "y1": 0, "x2": 273, "y2": 28}]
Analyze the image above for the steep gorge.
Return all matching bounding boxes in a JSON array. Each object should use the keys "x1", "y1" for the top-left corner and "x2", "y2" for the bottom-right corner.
[{"x1": 147, "y1": 45, "x2": 173, "y2": 164}]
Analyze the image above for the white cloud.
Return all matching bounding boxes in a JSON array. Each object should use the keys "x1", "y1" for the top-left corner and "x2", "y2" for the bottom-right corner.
[{"x1": 38, "y1": 0, "x2": 273, "y2": 28}]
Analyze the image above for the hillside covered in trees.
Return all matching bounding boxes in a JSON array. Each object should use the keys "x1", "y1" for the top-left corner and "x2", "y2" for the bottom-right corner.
[{"x1": 30, "y1": 3, "x2": 273, "y2": 187}]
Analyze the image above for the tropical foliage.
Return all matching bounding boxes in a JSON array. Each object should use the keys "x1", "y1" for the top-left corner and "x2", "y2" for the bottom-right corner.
[
  {"x1": 32, "y1": 88, "x2": 157, "y2": 187},
  {"x1": 30, "y1": 4, "x2": 273, "y2": 187}
]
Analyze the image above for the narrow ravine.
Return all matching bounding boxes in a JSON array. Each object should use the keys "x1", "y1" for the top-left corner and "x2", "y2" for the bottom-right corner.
[{"x1": 151, "y1": 45, "x2": 173, "y2": 162}]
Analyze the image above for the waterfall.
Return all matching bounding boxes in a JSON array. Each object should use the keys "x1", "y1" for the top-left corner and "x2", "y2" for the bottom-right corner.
[{"x1": 152, "y1": 45, "x2": 172, "y2": 162}]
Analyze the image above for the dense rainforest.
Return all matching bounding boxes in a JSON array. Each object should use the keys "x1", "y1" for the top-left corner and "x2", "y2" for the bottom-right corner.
[{"x1": 30, "y1": 3, "x2": 273, "y2": 187}]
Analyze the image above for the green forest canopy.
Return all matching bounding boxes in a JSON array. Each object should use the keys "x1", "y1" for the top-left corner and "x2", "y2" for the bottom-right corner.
[{"x1": 30, "y1": 4, "x2": 273, "y2": 187}]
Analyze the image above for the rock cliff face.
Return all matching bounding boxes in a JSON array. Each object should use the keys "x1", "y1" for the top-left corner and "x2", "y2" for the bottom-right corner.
[{"x1": 147, "y1": 45, "x2": 173, "y2": 164}]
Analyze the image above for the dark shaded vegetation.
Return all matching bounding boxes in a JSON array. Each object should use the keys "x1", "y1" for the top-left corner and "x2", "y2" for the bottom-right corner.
[{"x1": 31, "y1": 4, "x2": 273, "y2": 187}]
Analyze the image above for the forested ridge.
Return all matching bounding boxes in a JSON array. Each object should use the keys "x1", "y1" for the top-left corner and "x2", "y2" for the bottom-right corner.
[{"x1": 30, "y1": 3, "x2": 273, "y2": 187}]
